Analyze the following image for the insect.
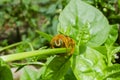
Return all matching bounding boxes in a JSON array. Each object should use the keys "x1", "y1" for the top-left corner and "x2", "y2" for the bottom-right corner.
[{"x1": 50, "y1": 34, "x2": 75, "y2": 55}]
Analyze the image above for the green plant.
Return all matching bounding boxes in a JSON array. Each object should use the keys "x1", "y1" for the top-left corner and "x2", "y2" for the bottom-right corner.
[
  {"x1": 0, "y1": 0, "x2": 69, "y2": 50},
  {"x1": 0, "y1": 0, "x2": 120, "y2": 80}
]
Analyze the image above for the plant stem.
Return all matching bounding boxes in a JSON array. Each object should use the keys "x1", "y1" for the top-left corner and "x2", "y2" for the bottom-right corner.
[
  {"x1": 106, "y1": 45, "x2": 112, "y2": 66},
  {"x1": 0, "y1": 42, "x2": 23, "y2": 52},
  {"x1": 0, "y1": 48, "x2": 70, "y2": 62}
]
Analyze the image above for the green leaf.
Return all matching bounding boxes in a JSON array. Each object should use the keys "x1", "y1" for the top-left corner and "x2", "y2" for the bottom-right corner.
[
  {"x1": 40, "y1": 56, "x2": 71, "y2": 80},
  {"x1": 71, "y1": 47, "x2": 106, "y2": 80},
  {"x1": 36, "y1": 30, "x2": 53, "y2": 42},
  {"x1": 0, "y1": 58, "x2": 13, "y2": 80},
  {"x1": 105, "y1": 24, "x2": 118, "y2": 46},
  {"x1": 103, "y1": 64, "x2": 120, "y2": 80},
  {"x1": 63, "y1": 67, "x2": 77, "y2": 80},
  {"x1": 20, "y1": 66, "x2": 38, "y2": 80},
  {"x1": 58, "y1": 0, "x2": 110, "y2": 47},
  {"x1": 94, "y1": 46, "x2": 107, "y2": 56},
  {"x1": 111, "y1": 46, "x2": 120, "y2": 56}
]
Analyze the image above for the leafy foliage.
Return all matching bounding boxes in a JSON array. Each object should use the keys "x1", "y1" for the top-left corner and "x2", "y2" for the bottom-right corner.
[
  {"x1": 39, "y1": 56, "x2": 71, "y2": 80},
  {"x1": 71, "y1": 47, "x2": 106, "y2": 80},
  {"x1": 58, "y1": 0, "x2": 110, "y2": 47},
  {"x1": 0, "y1": 0, "x2": 120, "y2": 80},
  {"x1": 57, "y1": 0, "x2": 120, "y2": 80},
  {"x1": 103, "y1": 64, "x2": 120, "y2": 80}
]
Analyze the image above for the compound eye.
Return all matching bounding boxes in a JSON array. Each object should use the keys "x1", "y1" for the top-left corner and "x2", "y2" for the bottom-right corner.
[{"x1": 54, "y1": 39, "x2": 63, "y2": 48}]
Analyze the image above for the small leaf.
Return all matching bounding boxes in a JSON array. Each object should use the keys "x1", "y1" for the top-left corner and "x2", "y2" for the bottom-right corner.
[
  {"x1": 0, "y1": 58, "x2": 13, "y2": 80},
  {"x1": 103, "y1": 64, "x2": 120, "y2": 80},
  {"x1": 40, "y1": 56, "x2": 71, "y2": 80},
  {"x1": 111, "y1": 47, "x2": 120, "y2": 56},
  {"x1": 105, "y1": 24, "x2": 118, "y2": 46},
  {"x1": 20, "y1": 66, "x2": 38, "y2": 80}
]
